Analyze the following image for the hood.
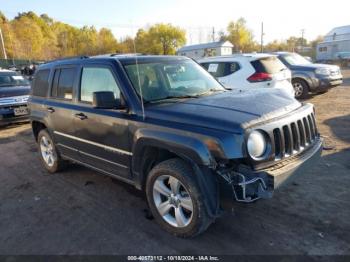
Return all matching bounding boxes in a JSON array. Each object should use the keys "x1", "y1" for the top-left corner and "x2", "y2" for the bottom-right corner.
[
  {"x1": 0, "y1": 85, "x2": 31, "y2": 98},
  {"x1": 146, "y1": 89, "x2": 301, "y2": 133},
  {"x1": 291, "y1": 63, "x2": 339, "y2": 71}
]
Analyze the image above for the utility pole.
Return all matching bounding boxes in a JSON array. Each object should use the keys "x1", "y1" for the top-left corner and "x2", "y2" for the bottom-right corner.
[
  {"x1": 212, "y1": 27, "x2": 215, "y2": 42},
  {"x1": 301, "y1": 29, "x2": 305, "y2": 48},
  {"x1": 0, "y1": 28, "x2": 7, "y2": 59},
  {"x1": 260, "y1": 22, "x2": 264, "y2": 53}
]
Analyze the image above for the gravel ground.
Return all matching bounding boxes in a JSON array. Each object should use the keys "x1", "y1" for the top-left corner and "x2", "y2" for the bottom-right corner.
[{"x1": 0, "y1": 70, "x2": 349, "y2": 255}]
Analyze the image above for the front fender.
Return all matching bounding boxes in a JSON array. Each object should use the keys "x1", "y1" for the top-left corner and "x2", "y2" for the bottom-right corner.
[
  {"x1": 131, "y1": 128, "x2": 225, "y2": 218},
  {"x1": 292, "y1": 71, "x2": 314, "y2": 88},
  {"x1": 132, "y1": 128, "x2": 216, "y2": 174}
]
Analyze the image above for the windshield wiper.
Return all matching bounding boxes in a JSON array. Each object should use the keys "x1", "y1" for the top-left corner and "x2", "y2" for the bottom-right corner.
[
  {"x1": 147, "y1": 94, "x2": 200, "y2": 103},
  {"x1": 197, "y1": 88, "x2": 225, "y2": 97}
]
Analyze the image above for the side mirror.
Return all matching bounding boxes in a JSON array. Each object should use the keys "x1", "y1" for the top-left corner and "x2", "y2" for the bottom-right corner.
[{"x1": 92, "y1": 91, "x2": 116, "y2": 109}]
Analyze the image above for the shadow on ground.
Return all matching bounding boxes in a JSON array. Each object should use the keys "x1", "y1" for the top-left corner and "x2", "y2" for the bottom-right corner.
[
  {"x1": 324, "y1": 114, "x2": 350, "y2": 144},
  {"x1": 0, "y1": 124, "x2": 349, "y2": 254}
]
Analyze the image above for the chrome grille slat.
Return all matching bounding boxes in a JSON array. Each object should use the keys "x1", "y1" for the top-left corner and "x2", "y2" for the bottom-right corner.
[
  {"x1": 303, "y1": 117, "x2": 312, "y2": 144},
  {"x1": 282, "y1": 125, "x2": 292, "y2": 156},
  {"x1": 291, "y1": 122, "x2": 300, "y2": 152},
  {"x1": 308, "y1": 115, "x2": 315, "y2": 140},
  {"x1": 273, "y1": 128, "x2": 284, "y2": 159},
  {"x1": 311, "y1": 113, "x2": 318, "y2": 135},
  {"x1": 297, "y1": 120, "x2": 306, "y2": 148},
  {"x1": 271, "y1": 112, "x2": 318, "y2": 162}
]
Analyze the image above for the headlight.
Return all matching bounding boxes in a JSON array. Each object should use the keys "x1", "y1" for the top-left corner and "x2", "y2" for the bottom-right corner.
[
  {"x1": 315, "y1": 68, "x2": 331, "y2": 75},
  {"x1": 247, "y1": 130, "x2": 267, "y2": 159}
]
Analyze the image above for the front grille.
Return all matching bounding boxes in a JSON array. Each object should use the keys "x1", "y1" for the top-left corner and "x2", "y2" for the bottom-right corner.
[{"x1": 273, "y1": 112, "x2": 318, "y2": 160}]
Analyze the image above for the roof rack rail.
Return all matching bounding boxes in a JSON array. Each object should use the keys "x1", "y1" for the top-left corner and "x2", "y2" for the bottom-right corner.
[
  {"x1": 109, "y1": 53, "x2": 144, "y2": 57},
  {"x1": 44, "y1": 56, "x2": 89, "y2": 64}
]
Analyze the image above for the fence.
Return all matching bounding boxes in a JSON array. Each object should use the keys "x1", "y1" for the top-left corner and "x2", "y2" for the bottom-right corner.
[{"x1": 0, "y1": 59, "x2": 43, "y2": 69}]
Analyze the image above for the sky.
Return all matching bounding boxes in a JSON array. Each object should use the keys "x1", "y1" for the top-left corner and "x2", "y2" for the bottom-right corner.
[{"x1": 1, "y1": 0, "x2": 349, "y2": 45}]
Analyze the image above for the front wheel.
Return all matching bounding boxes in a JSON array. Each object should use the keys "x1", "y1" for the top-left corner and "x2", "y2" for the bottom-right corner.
[
  {"x1": 292, "y1": 79, "x2": 309, "y2": 99},
  {"x1": 146, "y1": 158, "x2": 212, "y2": 238}
]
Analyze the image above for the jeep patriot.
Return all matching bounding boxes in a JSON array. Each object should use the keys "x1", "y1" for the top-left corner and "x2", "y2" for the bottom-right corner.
[{"x1": 29, "y1": 55, "x2": 323, "y2": 237}]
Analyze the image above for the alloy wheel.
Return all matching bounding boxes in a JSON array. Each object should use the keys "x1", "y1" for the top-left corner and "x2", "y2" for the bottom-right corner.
[
  {"x1": 40, "y1": 135, "x2": 56, "y2": 167},
  {"x1": 293, "y1": 82, "x2": 304, "y2": 98},
  {"x1": 152, "y1": 175, "x2": 194, "y2": 228}
]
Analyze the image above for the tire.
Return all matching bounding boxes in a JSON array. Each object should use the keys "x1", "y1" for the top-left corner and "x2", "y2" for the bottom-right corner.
[
  {"x1": 292, "y1": 79, "x2": 309, "y2": 99},
  {"x1": 146, "y1": 158, "x2": 212, "y2": 238},
  {"x1": 37, "y1": 129, "x2": 67, "y2": 173}
]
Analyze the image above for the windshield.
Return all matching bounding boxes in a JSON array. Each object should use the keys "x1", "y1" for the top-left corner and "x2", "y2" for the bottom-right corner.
[
  {"x1": 0, "y1": 74, "x2": 30, "y2": 87},
  {"x1": 283, "y1": 53, "x2": 312, "y2": 66},
  {"x1": 123, "y1": 59, "x2": 225, "y2": 103}
]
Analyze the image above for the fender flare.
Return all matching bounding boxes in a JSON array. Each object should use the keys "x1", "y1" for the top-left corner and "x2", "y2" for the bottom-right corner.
[
  {"x1": 292, "y1": 73, "x2": 312, "y2": 89},
  {"x1": 131, "y1": 128, "x2": 221, "y2": 218},
  {"x1": 132, "y1": 129, "x2": 217, "y2": 177}
]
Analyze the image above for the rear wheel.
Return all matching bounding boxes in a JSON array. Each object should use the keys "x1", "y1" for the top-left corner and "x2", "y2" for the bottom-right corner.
[
  {"x1": 37, "y1": 129, "x2": 66, "y2": 173},
  {"x1": 146, "y1": 158, "x2": 212, "y2": 238},
  {"x1": 292, "y1": 79, "x2": 309, "y2": 99}
]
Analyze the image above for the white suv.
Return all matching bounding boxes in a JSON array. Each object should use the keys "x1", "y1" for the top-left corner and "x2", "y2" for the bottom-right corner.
[{"x1": 198, "y1": 54, "x2": 295, "y2": 97}]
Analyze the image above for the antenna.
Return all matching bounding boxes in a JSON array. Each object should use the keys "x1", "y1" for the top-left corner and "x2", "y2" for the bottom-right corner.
[{"x1": 131, "y1": 23, "x2": 145, "y2": 121}]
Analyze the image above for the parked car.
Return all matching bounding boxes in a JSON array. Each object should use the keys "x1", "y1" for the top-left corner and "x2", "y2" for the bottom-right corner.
[
  {"x1": 334, "y1": 52, "x2": 350, "y2": 68},
  {"x1": 275, "y1": 52, "x2": 343, "y2": 99},
  {"x1": 0, "y1": 69, "x2": 31, "y2": 126},
  {"x1": 198, "y1": 54, "x2": 295, "y2": 97},
  {"x1": 29, "y1": 55, "x2": 322, "y2": 237}
]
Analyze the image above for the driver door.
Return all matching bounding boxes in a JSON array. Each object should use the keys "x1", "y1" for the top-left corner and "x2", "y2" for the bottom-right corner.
[{"x1": 72, "y1": 65, "x2": 132, "y2": 179}]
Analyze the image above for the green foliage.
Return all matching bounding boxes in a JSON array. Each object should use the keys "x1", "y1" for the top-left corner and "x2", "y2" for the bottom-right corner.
[
  {"x1": 0, "y1": 11, "x2": 120, "y2": 60},
  {"x1": 0, "y1": 11, "x2": 186, "y2": 59},
  {"x1": 0, "y1": 10, "x2": 324, "y2": 61},
  {"x1": 265, "y1": 36, "x2": 315, "y2": 52},
  {"x1": 222, "y1": 18, "x2": 258, "y2": 52},
  {"x1": 134, "y1": 24, "x2": 186, "y2": 55}
]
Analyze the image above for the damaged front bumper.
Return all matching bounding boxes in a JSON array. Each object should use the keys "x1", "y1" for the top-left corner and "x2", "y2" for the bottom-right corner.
[{"x1": 218, "y1": 137, "x2": 323, "y2": 203}]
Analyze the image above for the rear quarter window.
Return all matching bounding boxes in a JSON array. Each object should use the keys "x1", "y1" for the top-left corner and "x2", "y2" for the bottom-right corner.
[
  {"x1": 251, "y1": 57, "x2": 286, "y2": 74},
  {"x1": 201, "y1": 62, "x2": 240, "y2": 77},
  {"x1": 32, "y1": 70, "x2": 50, "y2": 97}
]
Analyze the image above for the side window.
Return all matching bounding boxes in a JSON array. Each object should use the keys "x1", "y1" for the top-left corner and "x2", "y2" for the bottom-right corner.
[
  {"x1": 80, "y1": 67, "x2": 120, "y2": 103},
  {"x1": 201, "y1": 62, "x2": 240, "y2": 77},
  {"x1": 51, "y1": 68, "x2": 76, "y2": 100},
  {"x1": 32, "y1": 70, "x2": 50, "y2": 97}
]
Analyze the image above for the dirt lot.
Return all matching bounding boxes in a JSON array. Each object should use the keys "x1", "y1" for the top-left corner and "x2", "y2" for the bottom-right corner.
[{"x1": 0, "y1": 70, "x2": 349, "y2": 255}]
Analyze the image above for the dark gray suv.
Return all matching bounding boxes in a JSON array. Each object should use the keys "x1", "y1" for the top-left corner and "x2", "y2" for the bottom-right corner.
[
  {"x1": 29, "y1": 54, "x2": 323, "y2": 237},
  {"x1": 275, "y1": 52, "x2": 343, "y2": 99}
]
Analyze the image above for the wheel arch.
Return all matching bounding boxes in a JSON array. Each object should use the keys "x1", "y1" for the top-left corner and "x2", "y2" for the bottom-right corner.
[
  {"x1": 31, "y1": 120, "x2": 48, "y2": 141},
  {"x1": 131, "y1": 129, "x2": 221, "y2": 219},
  {"x1": 292, "y1": 76, "x2": 311, "y2": 90}
]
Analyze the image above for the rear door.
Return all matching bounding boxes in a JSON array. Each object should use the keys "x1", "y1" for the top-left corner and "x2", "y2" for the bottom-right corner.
[
  {"x1": 46, "y1": 66, "x2": 80, "y2": 159},
  {"x1": 200, "y1": 61, "x2": 241, "y2": 89},
  {"x1": 72, "y1": 64, "x2": 131, "y2": 179}
]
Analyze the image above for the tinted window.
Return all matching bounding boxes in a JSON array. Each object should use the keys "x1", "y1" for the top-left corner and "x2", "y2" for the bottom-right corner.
[
  {"x1": 51, "y1": 68, "x2": 76, "y2": 100},
  {"x1": 0, "y1": 73, "x2": 30, "y2": 87},
  {"x1": 80, "y1": 67, "x2": 120, "y2": 103},
  {"x1": 32, "y1": 70, "x2": 50, "y2": 97},
  {"x1": 201, "y1": 62, "x2": 240, "y2": 77},
  {"x1": 251, "y1": 57, "x2": 287, "y2": 74}
]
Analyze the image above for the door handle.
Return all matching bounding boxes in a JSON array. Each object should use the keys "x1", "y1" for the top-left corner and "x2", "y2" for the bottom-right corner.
[
  {"x1": 74, "y1": 113, "x2": 88, "y2": 120},
  {"x1": 47, "y1": 107, "x2": 55, "y2": 113}
]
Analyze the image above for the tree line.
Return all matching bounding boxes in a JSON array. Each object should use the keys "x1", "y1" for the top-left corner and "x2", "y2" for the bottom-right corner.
[{"x1": 0, "y1": 11, "x2": 323, "y2": 60}]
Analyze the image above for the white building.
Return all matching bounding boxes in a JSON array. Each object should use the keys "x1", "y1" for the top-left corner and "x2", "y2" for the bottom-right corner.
[
  {"x1": 177, "y1": 41, "x2": 233, "y2": 60},
  {"x1": 317, "y1": 25, "x2": 350, "y2": 61}
]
